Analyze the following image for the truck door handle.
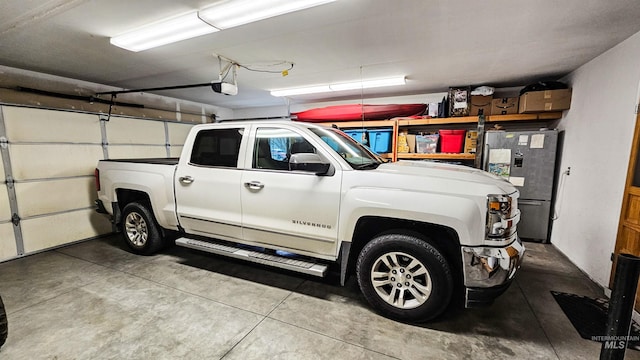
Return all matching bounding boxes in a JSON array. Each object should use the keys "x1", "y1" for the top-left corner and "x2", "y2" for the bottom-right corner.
[
  {"x1": 179, "y1": 176, "x2": 194, "y2": 184},
  {"x1": 244, "y1": 181, "x2": 264, "y2": 190}
]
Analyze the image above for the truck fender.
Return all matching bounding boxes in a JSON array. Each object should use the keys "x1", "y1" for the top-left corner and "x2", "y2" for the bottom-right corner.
[
  {"x1": 338, "y1": 188, "x2": 484, "y2": 247},
  {"x1": 106, "y1": 170, "x2": 178, "y2": 229}
]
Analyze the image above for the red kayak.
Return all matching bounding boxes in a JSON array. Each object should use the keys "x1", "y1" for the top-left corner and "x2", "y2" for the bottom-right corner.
[{"x1": 293, "y1": 104, "x2": 426, "y2": 122}]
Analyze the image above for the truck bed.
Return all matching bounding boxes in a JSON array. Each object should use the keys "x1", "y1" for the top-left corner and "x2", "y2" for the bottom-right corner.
[{"x1": 102, "y1": 158, "x2": 179, "y2": 165}]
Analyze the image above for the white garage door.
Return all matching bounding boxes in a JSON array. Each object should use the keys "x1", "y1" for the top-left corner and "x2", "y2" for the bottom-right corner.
[
  {"x1": 2, "y1": 106, "x2": 112, "y2": 254},
  {"x1": 0, "y1": 158, "x2": 17, "y2": 260},
  {"x1": 167, "y1": 121, "x2": 194, "y2": 157},
  {"x1": 0, "y1": 105, "x2": 195, "y2": 261},
  {"x1": 106, "y1": 116, "x2": 168, "y2": 159}
]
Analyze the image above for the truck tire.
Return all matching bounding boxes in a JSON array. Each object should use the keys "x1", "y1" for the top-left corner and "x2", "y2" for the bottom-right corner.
[
  {"x1": 121, "y1": 202, "x2": 164, "y2": 255},
  {"x1": 356, "y1": 233, "x2": 453, "y2": 322},
  {"x1": 0, "y1": 294, "x2": 7, "y2": 348}
]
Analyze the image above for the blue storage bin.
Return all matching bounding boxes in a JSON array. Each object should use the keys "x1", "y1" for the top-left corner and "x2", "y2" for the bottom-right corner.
[
  {"x1": 319, "y1": 135, "x2": 340, "y2": 151},
  {"x1": 344, "y1": 129, "x2": 368, "y2": 145},
  {"x1": 367, "y1": 128, "x2": 393, "y2": 153}
]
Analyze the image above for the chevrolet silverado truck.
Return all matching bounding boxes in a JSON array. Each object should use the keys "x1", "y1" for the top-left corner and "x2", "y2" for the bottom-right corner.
[{"x1": 95, "y1": 120, "x2": 524, "y2": 322}]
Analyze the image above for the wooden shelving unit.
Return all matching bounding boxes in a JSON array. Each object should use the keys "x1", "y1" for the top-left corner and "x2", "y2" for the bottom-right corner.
[
  {"x1": 318, "y1": 112, "x2": 563, "y2": 164},
  {"x1": 396, "y1": 153, "x2": 476, "y2": 160},
  {"x1": 395, "y1": 112, "x2": 563, "y2": 126},
  {"x1": 486, "y1": 112, "x2": 563, "y2": 122}
]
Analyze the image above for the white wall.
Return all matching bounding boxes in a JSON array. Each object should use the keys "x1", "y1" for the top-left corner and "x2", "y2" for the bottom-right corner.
[{"x1": 552, "y1": 30, "x2": 640, "y2": 288}]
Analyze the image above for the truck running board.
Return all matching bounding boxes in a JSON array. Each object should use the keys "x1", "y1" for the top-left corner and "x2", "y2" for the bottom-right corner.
[{"x1": 175, "y1": 237, "x2": 328, "y2": 277}]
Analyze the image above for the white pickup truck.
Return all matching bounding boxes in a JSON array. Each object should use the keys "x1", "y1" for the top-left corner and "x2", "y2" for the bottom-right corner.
[{"x1": 95, "y1": 120, "x2": 524, "y2": 322}]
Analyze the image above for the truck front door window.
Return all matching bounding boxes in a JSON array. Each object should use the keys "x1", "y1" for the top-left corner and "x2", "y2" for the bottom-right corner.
[
  {"x1": 309, "y1": 128, "x2": 382, "y2": 169},
  {"x1": 253, "y1": 128, "x2": 316, "y2": 171}
]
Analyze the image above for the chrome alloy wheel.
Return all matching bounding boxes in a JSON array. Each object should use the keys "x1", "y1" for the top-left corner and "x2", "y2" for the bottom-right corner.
[
  {"x1": 124, "y1": 212, "x2": 148, "y2": 247},
  {"x1": 370, "y1": 251, "x2": 432, "y2": 309}
]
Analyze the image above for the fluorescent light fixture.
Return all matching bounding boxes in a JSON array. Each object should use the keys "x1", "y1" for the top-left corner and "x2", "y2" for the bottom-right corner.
[
  {"x1": 199, "y1": 0, "x2": 336, "y2": 30},
  {"x1": 270, "y1": 76, "x2": 406, "y2": 97},
  {"x1": 329, "y1": 77, "x2": 406, "y2": 91},
  {"x1": 270, "y1": 85, "x2": 332, "y2": 97},
  {"x1": 110, "y1": 0, "x2": 336, "y2": 51},
  {"x1": 110, "y1": 12, "x2": 219, "y2": 52}
]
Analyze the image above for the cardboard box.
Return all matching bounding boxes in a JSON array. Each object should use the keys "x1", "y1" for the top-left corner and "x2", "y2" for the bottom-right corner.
[
  {"x1": 448, "y1": 87, "x2": 470, "y2": 117},
  {"x1": 464, "y1": 130, "x2": 478, "y2": 153},
  {"x1": 519, "y1": 89, "x2": 572, "y2": 113},
  {"x1": 397, "y1": 132, "x2": 410, "y2": 153},
  {"x1": 469, "y1": 95, "x2": 492, "y2": 116},
  {"x1": 406, "y1": 134, "x2": 416, "y2": 153},
  {"x1": 491, "y1": 97, "x2": 519, "y2": 115}
]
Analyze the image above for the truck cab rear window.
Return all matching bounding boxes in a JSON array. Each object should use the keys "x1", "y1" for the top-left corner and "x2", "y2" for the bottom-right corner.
[{"x1": 190, "y1": 128, "x2": 243, "y2": 167}]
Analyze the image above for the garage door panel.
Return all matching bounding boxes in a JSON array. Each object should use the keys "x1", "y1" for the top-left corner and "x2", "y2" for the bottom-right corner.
[
  {"x1": 108, "y1": 145, "x2": 167, "y2": 159},
  {"x1": 0, "y1": 184, "x2": 11, "y2": 222},
  {"x1": 10, "y1": 144, "x2": 103, "y2": 180},
  {"x1": 3, "y1": 107, "x2": 102, "y2": 143},
  {"x1": 16, "y1": 178, "x2": 96, "y2": 218},
  {"x1": 170, "y1": 145, "x2": 183, "y2": 158},
  {"x1": 106, "y1": 117, "x2": 166, "y2": 145},
  {"x1": 21, "y1": 209, "x2": 112, "y2": 253},
  {"x1": 0, "y1": 223, "x2": 17, "y2": 261},
  {"x1": 167, "y1": 122, "x2": 194, "y2": 145}
]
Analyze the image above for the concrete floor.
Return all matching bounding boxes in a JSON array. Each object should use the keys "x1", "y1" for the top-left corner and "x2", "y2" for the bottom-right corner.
[{"x1": 0, "y1": 235, "x2": 638, "y2": 360}]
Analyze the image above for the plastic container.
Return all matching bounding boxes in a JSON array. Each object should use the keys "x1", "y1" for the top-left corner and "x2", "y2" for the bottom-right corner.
[
  {"x1": 319, "y1": 135, "x2": 340, "y2": 151},
  {"x1": 344, "y1": 129, "x2": 368, "y2": 145},
  {"x1": 367, "y1": 129, "x2": 393, "y2": 153},
  {"x1": 439, "y1": 129, "x2": 466, "y2": 153},
  {"x1": 416, "y1": 134, "x2": 439, "y2": 153}
]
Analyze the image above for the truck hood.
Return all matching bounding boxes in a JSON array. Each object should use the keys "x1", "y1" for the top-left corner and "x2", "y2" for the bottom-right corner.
[{"x1": 373, "y1": 160, "x2": 516, "y2": 194}]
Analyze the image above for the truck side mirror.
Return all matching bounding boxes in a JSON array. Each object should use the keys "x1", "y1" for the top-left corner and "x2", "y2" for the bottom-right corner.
[{"x1": 289, "y1": 153, "x2": 331, "y2": 175}]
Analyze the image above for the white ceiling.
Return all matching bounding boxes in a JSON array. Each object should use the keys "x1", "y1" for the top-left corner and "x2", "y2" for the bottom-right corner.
[{"x1": 1, "y1": 0, "x2": 640, "y2": 110}]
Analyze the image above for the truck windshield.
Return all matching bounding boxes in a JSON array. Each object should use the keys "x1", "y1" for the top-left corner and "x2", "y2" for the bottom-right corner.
[{"x1": 309, "y1": 127, "x2": 384, "y2": 170}]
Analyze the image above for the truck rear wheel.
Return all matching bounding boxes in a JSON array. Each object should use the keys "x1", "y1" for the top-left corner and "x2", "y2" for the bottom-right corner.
[
  {"x1": 0, "y1": 294, "x2": 7, "y2": 348},
  {"x1": 356, "y1": 233, "x2": 453, "y2": 322},
  {"x1": 121, "y1": 202, "x2": 164, "y2": 255}
]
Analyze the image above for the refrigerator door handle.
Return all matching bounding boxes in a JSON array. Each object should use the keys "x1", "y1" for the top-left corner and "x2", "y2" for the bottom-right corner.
[
  {"x1": 519, "y1": 200, "x2": 544, "y2": 206},
  {"x1": 483, "y1": 143, "x2": 491, "y2": 171}
]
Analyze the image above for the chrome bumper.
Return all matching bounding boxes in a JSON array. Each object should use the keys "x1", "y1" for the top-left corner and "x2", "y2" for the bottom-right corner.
[{"x1": 461, "y1": 235, "x2": 525, "y2": 289}]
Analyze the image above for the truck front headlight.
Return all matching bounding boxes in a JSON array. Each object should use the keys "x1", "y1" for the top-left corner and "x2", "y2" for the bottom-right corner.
[{"x1": 486, "y1": 194, "x2": 514, "y2": 239}]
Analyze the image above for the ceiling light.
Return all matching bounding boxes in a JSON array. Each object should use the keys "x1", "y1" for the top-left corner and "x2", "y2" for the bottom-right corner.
[
  {"x1": 110, "y1": 12, "x2": 219, "y2": 52},
  {"x1": 270, "y1": 76, "x2": 406, "y2": 97},
  {"x1": 270, "y1": 85, "x2": 333, "y2": 97},
  {"x1": 329, "y1": 77, "x2": 406, "y2": 91},
  {"x1": 199, "y1": 0, "x2": 337, "y2": 30},
  {"x1": 110, "y1": 0, "x2": 336, "y2": 51}
]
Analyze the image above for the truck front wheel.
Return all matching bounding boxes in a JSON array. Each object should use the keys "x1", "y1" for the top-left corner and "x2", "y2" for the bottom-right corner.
[
  {"x1": 356, "y1": 233, "x2": 453, "y2": 322},
  {"x1": 121, "y1": 202, "x2": 164, "y2": 255}
]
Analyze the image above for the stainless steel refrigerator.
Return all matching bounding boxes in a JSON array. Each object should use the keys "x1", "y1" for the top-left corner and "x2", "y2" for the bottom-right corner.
[{"x1": 483, "y1": 130, "x2": 558, "y2": 242}]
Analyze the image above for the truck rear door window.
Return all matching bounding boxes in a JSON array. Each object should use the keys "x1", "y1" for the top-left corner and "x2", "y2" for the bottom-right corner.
[{"x1": 190, "y1": 128, "x2": 243, "y2": 167}]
